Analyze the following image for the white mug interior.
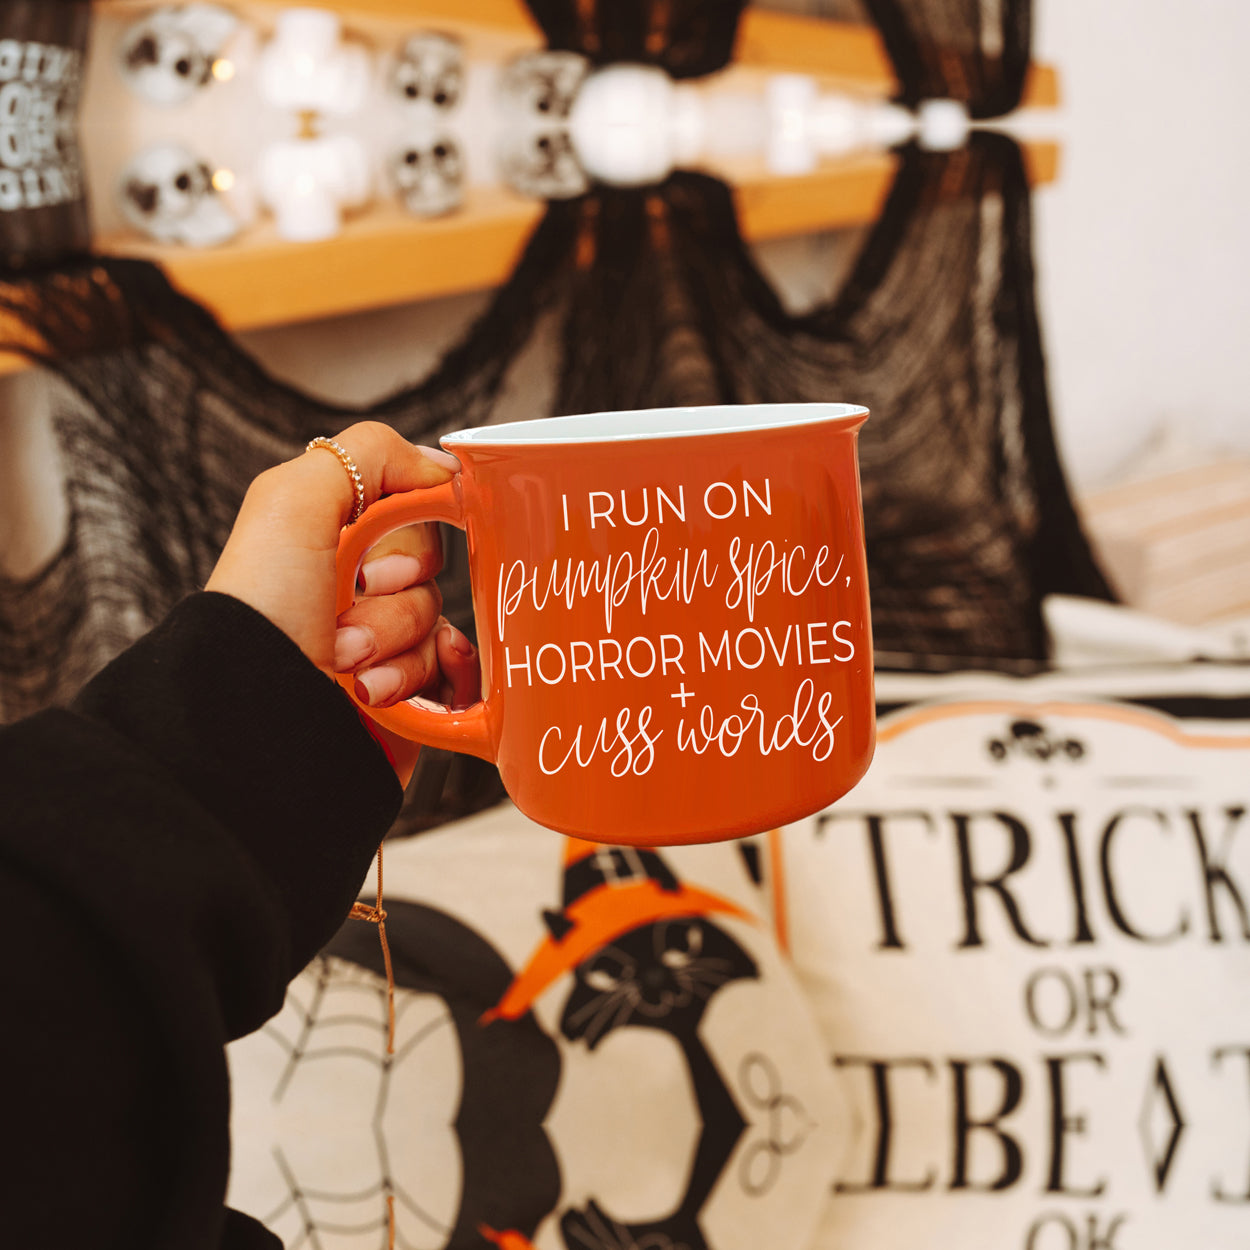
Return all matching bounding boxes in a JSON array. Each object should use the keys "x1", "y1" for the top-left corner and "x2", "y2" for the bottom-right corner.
[{"x1": 440, "y1": 402, "x2": 868, "y2": 447}]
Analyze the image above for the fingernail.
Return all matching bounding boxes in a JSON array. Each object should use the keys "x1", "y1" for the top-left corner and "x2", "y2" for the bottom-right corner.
[
  {"x1": 417, "y1": 444, "x2": 461, "y2": 472},
  {"x1": 359, "y1": 554, "x2": 426, "y2": 595},
  {"x1": 444, "y1": 623, "x2": 476, "y2": 657},
  {"x1": 334, "y1": 625, "x2": 375, "y2": 671},
  {"x1": 355, "y1": 665, "x2": 404, "y2": 706}
]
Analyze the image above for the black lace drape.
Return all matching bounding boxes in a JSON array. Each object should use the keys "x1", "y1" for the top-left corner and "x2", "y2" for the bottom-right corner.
[
  {"x1": 523, "y1": 0, "x2": 1032, "y2": 114},
  {"x1": 522, "y1": 0, "x2": 747, "y2": 79},
  {"x1": 1, "y1": 0, "x2": 1106, "y2": 831},
  {"x1": 862, "y1": 0, "x2": 1033, "y2": 116},
  {"x1": 547, "y1": 135, "x2": 1111, "y2": 664}
]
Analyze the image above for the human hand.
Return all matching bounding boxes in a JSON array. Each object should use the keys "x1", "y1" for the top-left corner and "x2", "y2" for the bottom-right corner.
[
  {"x1": 337, "y1": 520, "x2": 481, "y2": 711},
  {"x1": 205, "y1": 421, "x2": 481, "y2": 784}
]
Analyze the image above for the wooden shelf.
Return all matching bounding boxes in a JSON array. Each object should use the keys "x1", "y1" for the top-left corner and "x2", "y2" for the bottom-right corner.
[
  {"x1": 94, "y1": 187, "x2": 546, "y2": 334},
  {"x1": 126, "y1": 154, "x2": 908, "y2": 331},
  {"x1": 1, "y1": 3, "x2": 1060, "y2": 375},
  {"x1": 0, "y1": 140, "x2": 1059, "y2": 376}
]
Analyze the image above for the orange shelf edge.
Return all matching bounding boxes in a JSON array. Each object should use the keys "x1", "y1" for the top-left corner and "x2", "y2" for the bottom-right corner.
[
  {"x1": 6, "y1": 2, "x2": 1061, "y2": 375},
  {"x1": 1, "y1": 141, "x2": 1058, "y2": 377}
]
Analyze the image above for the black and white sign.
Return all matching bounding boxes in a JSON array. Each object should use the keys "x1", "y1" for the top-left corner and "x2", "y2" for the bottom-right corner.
[{"x1": 781, "y1": 662, "x2": 1250, "y2": 1250}]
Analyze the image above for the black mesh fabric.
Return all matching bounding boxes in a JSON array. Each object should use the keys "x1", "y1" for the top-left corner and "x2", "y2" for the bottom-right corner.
[
  {"x1": 522, "y1": 0, "x2": 747, "y2": 80},
  {"x1": 543, "y1": 136, "x2": 1112, "y2": 667},
  {"x1": 521, "y1": 0, "x2": 1032, "y2": 114},
  {"x1": 861, "y1": 0, "x2": 1033, "y2": 117},
  {"x1": 0, "y1": 130, "x2": 1111, "y2": 829},
  {"x1": 1, "y1": 0, "x2": 1108, "y2": 830}
]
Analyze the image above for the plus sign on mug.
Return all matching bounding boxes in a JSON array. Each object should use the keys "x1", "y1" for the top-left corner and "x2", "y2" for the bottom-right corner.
[{"x1": 335, "y1": 404, "x2": 875, "y2": 846}]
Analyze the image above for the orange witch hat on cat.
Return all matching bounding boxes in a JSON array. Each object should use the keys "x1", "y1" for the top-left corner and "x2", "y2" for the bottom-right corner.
[
  {"x1": 478, "y1": 1226, "x2": 537, "y2": 1250},
  {"x1": 480, "y1": 836, "x2": 750, "y2": 1025}
]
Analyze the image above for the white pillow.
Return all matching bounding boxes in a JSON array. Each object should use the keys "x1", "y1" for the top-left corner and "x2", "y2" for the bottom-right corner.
[
  {"x1": 780, "y1": 661, "x2": 1250, "y2": 1250},
  {"x1": 228, "y1": 804, "x2": 846, "y2": 1250}
]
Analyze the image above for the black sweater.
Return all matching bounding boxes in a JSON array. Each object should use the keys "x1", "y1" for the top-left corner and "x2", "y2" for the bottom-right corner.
[{"x1": 0, "y1": 592, "x2": 403, "y2": 1248}]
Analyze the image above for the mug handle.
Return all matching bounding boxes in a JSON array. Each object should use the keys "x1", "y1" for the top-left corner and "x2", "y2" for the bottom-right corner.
[{"x1": 333, "y1": 479, "x2": 496, "y2": 762}]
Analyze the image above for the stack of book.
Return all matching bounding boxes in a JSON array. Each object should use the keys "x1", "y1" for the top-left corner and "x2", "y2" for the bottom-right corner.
[{"x1": 1079, "y1": 457, "x2": 1250, "y2": 626}]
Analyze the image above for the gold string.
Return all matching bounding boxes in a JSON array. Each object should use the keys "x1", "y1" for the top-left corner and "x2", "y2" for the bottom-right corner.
[
  {"x1": 348, "y1": 840, "x2": 396, "y2": 1054},
  {"x1": 350, "y1": 848, "x2": 395, "y2": 1247}
]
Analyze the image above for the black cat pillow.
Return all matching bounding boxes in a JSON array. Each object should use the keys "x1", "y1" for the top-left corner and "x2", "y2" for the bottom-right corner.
[{"x1": 228, "y1": 805, "x2": 846, "y2": 1250}]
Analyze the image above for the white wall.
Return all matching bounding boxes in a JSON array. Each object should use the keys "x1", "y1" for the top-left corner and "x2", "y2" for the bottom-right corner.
[{"x1": 1024, "y1": 0, "x2": 1250, "y2": 491}]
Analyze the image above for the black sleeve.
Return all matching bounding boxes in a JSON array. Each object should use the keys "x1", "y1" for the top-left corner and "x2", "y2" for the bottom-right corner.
[{"x1": 0, "y1": 592, "x2": 404, "y2": 1249}]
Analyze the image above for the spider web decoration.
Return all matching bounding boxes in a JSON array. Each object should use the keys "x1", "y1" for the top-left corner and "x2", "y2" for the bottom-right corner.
[
  {"x1": 0, "y1": 205, "x2": 590, "y2": 822},
  {"x1": 0, "y1": 231, "x2": 578, "y2": 823},
  {"x1": 236, "y1": 955, "x2": 462, "y2": 1250},
  {"x1": 320, "y1": 901, "x2": 564, "y2": 1249},
  {"x1": 264, "y1": 1147, "x2": 396, "y2": 1250}
]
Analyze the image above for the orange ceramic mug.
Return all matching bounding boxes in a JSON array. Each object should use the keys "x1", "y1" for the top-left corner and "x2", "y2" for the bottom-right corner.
[{"x1": 335, "y1": 403, "x2": 875, "y2": 846}]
